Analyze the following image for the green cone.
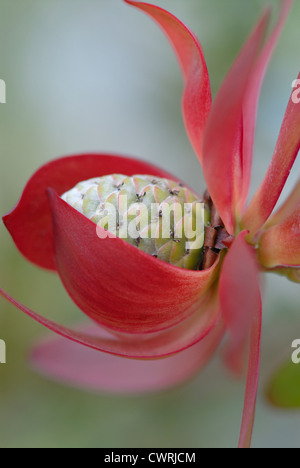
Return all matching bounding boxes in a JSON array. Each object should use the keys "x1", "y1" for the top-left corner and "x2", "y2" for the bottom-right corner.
[{"x1": 62, "y1": 174, "x2": 210, "y2": 270}]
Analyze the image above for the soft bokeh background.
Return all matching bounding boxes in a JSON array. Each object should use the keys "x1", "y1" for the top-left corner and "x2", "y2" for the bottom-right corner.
[{"x1": 0, "y1": 0, "x2": 299, "y2": 448}]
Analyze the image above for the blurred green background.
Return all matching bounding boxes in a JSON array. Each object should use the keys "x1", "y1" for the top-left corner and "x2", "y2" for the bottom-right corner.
[{"x1": 0, "y1": 0, "x2": 300, "y2": 448}]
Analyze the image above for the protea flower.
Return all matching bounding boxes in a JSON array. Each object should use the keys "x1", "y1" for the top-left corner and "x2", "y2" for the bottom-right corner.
[{"x1": 0, "y1": 0, "x2": 299, "y2": 449}]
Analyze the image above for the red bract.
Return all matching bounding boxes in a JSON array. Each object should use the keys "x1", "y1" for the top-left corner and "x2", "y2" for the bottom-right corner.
[{"x1": 0, "y1": 0, "x2": 299, "y2": 449}]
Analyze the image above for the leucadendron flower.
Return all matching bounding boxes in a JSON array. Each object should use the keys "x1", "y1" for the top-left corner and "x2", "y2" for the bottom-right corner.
[{"x1": 1, "y1": 0, "x2": 299, "y2": 448}]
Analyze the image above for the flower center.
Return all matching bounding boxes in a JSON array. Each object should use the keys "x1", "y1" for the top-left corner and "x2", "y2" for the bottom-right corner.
[
  {"x1": 61, "y1": 174, "x2": 213, "y2": 271},
  {"x1": 202, "y1": 191, "x2": 232, "y2": 269}
]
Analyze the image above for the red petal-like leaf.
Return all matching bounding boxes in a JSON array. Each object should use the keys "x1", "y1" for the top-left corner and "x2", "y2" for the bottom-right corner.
[
  {"x1": 242, "y1": 72, "x2": 300, "y2": 235},
  {"x1": 3, "y1": 154, "x2": 174, "y2": 271},
  {"x1": 219, "y1": 232, "x2": 262, "y2": 449},
  {"x1": 238, "y1": 301, "x2": 262, "y2": 449},
  {"x1": 258, "y1": 207, "x2": 300, "y2": 268},
  {"x1": 203, "y1": 10, "x2": 271, "y2": 234},
  {"x1": 0, "y1": 285, "x2": 221, "y2": 359},
  {"x1": 240, "y1": 0, "x2": 293, "y2": 211},
  {"x1": 30, "y1": 321, "x2": 224, "y2": 394},
  {"x1": 124, "y1": 0, "x2": 211, "y2": 164},
  {"x1": 49, "y1": 190, "x2": 220, "y2": 334}
]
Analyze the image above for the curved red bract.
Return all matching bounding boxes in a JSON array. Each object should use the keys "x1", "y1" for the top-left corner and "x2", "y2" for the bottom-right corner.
[
  {"x1": 0, "y1": 286, "x2": 221, "y2": 358},
  {"x1": 124, "y1": 0, "x2": 211, "y2": 165},
  {"x1": 3, "y1": 154, "x2": 175, "y2": 271},
  {"x1": 203, "y1": 9, "x2": 271, "y2": 234},
  {"x1": 49, "y1": 189, "x2": 220, "y2": 334},
  {"x1": 219, "y1": 232, "x2": 262, "y2": 449},
  {"x1": 242, "y1": 72, "x2": 300, "y2": 234},
  {"x1": 239, "y1": 0, "x2": 294, "y2": 211},
  {"x1": 29, "y1": 320, "x2": 224, "y2": 394}
]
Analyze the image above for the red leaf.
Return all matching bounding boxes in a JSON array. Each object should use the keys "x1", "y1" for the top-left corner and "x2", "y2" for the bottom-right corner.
[
  {"x1": 219, "y1": 232, "x2": 262, "y2": 448},
  {"x1": 124, "y1": 0, "x2": 211, "y2": 164},
  {"x1": 258, "y1": 206, "x2": 300, "y2": 268},
  {"x1": 49, "y1": 190, "x2": 220, "y2": 333},
  {"x1": 29, "y1": 321, "x2": 224, "y2": 394},
  {"x1": 3, "y1": 154, "x2": 174, "y2": 271},
  {"x1": 202, "y1": 9, "x2": 271, "y2": 234},
  {"x1": 0, "y1": 285, "x2": 221, "y2": 359},
  {"x1": 240, "y1": 0, "x2": 293, "y2": 212},
  {"x1": 238, "y1": 302, "x2": 262, "y2": 449},
  {"x1": 242, "y1": 72, "x2": 300, "y2": 235}
]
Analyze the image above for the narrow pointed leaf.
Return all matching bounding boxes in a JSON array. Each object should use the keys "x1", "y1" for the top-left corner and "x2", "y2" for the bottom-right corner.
[
  {"x1": 240, "y1": 0, "x2": 294, "y2": 210},
  {"x1": 203, "y1": 10, "x2": 271, "y2": 234},
  {"x1": 0, "y1": 285, "x2": 221, "y2": 359},
  {"x1": 219, "y1": 232, "x2": 262, "y2": 449},
  {"x1": 238, "y1": 304, "x2": 262, "y2": 448},
  {"x1": 242, "y1": 72, "x2": 300, "y2": 235},
  {"x1": 30, "y1": 321, "x2": 224, "y2": 394},
  {"x1": 3, "y1": 154, "x2": 174, "y2": 271},
  {"x1": 124, "y1": 0, "x2": 211, "y2": 164}
]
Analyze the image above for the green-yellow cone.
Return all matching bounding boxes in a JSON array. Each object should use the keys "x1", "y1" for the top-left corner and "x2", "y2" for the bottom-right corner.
[{"x1": 62, "y1": 174, "x2": 210, "y2": 270}]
